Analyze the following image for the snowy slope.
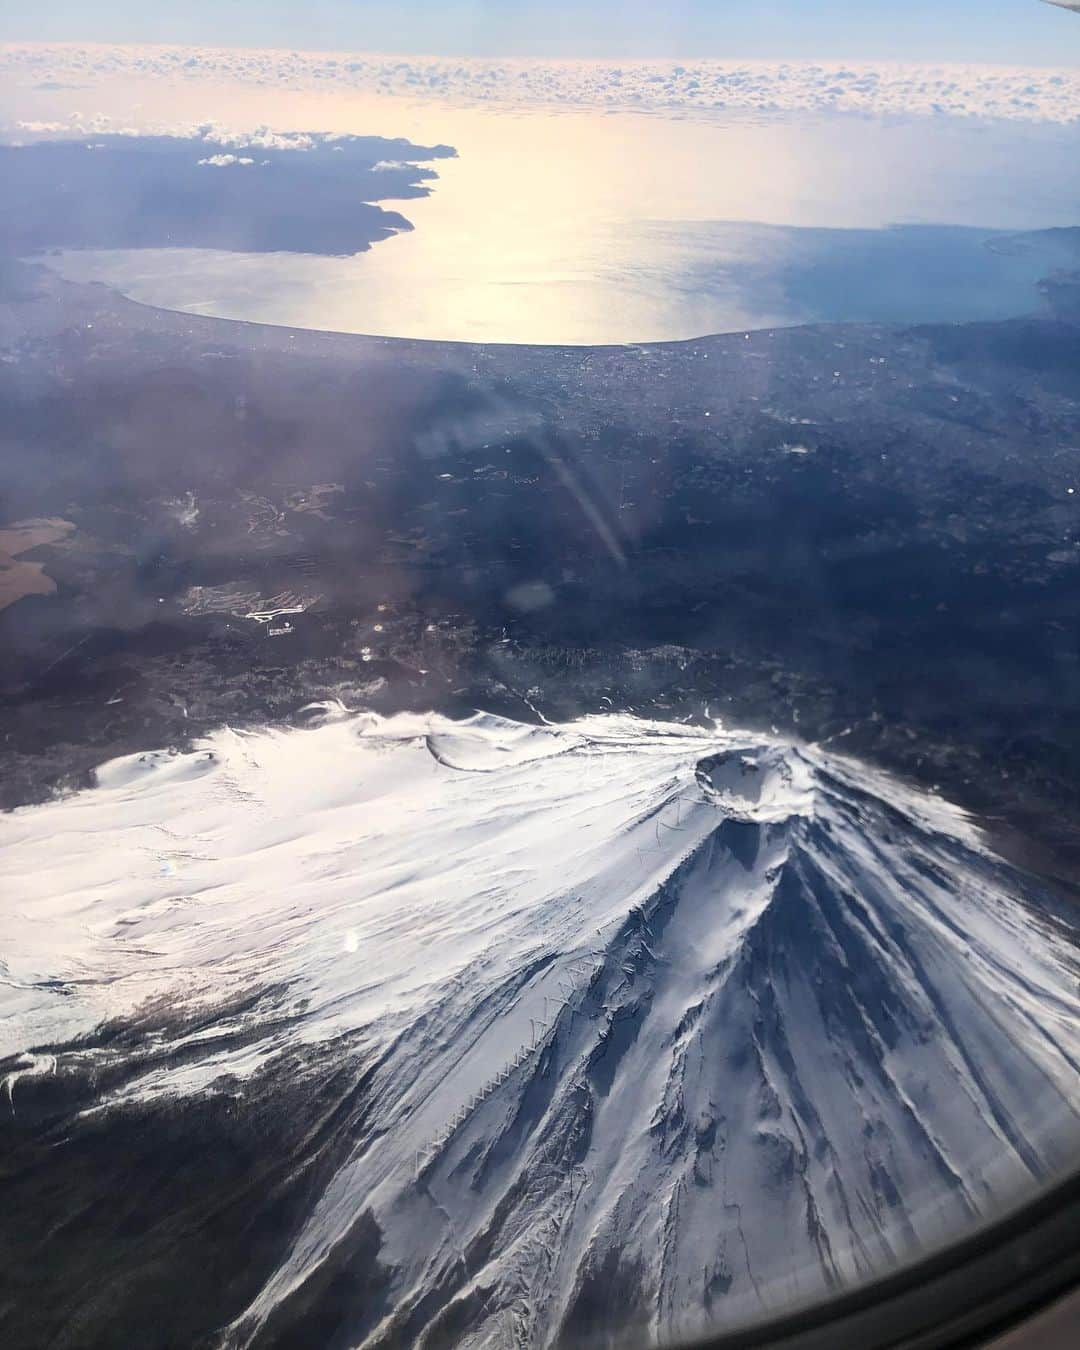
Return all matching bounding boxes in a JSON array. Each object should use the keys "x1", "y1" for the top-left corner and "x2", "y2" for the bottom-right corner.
[{"x1": 2, "y1": 709, "x2": 1078, "y2": 1348}]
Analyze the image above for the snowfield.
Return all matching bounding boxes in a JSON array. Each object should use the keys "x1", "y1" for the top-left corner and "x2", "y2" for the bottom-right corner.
[{"x1": 2, "y1": 708, "x2": 1078, "y2": 1347}]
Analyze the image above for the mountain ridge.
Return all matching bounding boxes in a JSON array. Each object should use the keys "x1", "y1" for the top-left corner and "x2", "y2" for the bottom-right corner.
[{"x1": 1, "y1": 711, "x2": 1077, "y2": 1348}]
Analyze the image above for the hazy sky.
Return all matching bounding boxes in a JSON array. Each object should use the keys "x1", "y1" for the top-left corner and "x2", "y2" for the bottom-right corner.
[{"x1": 2, "y1": 1, "x2": 1079, "y2": 66}]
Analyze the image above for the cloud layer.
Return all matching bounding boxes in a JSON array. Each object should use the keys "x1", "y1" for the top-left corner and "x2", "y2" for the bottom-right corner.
[{"x1": 2, "y1": 41, "x2": 1080, "y2": 124}]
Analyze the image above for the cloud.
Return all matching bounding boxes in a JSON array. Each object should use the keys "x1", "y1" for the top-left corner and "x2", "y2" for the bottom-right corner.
[
  {"x1": 207, "y1": 126, "x2": 316, "y2": 151},
  {"x1": 1, "y1": 42, "x2": 1079, "y2": 125},
  {"x1": 197, "y1": 153, "x2": 255, "y2": 166},
  {"x1": 15, "y1": 119, "x2": 68, "y2": 133}
]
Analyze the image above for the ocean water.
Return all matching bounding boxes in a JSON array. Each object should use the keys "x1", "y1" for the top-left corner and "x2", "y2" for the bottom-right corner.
[{"x1": 33, "y1": 105, "x2": 1080, "y2": 343}]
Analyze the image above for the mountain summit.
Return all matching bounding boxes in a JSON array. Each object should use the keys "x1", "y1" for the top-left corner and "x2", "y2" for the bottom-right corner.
[{"x1": 2, "y1": 712, "x2": 1078, "y2": 1348}]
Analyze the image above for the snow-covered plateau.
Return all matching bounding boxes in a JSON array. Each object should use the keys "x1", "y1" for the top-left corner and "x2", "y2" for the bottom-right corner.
[{"x1": 2, "y1": 709, "x2": 1078, "y2": 1348}]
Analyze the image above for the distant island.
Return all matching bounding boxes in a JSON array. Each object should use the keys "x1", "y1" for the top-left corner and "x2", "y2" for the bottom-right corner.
[{"x1": 0, "y1": 132, "x2": 457, "y2": 256}]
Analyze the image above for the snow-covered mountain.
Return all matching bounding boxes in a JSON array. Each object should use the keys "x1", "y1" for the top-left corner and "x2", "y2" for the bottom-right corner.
[{"x1": 2, "y1": 709, "x2": 1078, "y2": 1349}]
